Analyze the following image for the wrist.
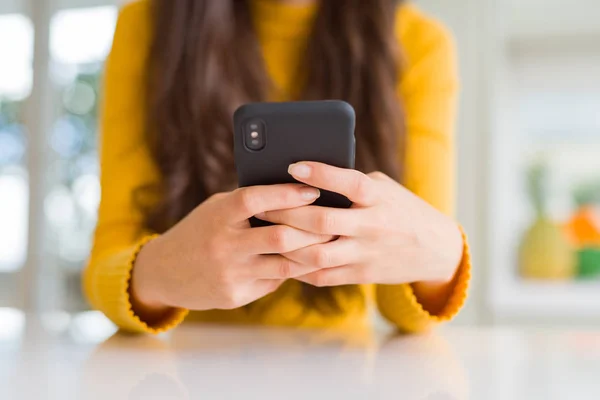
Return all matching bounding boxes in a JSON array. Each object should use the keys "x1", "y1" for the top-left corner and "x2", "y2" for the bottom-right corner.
[
  {"x1": 443, "y1": 220, "x2": 464, "y2": 282},
  {"x1": 422, "y1": 216, "x2": 464, "y2": 284},
  {"x1": 131, "y1": 236, "x2": 171, "y2": 311},
  {"x1": 410, "y1": 221, "x2": 460, "y2": 313}
]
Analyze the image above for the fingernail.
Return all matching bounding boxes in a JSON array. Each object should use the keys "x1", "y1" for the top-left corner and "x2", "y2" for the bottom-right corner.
[
  {"x1": 300, "y1": 187, "x2": 320, "y2": 200},
  {"x1": 289, "y1": 163, "x2": 311, "y2": 178}
]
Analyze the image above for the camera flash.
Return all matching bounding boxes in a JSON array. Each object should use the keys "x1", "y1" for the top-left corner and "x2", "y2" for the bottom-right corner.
[{"x1": 251, "y1": 131, "x2": 259, "y2": 139}]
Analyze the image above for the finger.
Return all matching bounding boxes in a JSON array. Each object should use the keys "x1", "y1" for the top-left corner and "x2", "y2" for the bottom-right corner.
[
  {"x1": 249, "y1": 255, "x2": 321, "y2": 280},
  {"x1": 367, "y1": 171, "x2": 394, "y2": 183},
  {"x1": 228, "y1": 280, "x2": 284, "y2": 309},
  {"x1": 258, "y1": 206, "x2": 366, "y2": 236},
  {"x1": 283, "y1": 237, "x2": 362, "y2": 269},
  {"x1": 287, "y1": 162, "x2": 379, "y2": 206},
  {"x1": 238, "y1": 224, "x2": 334, "y2": 255},
  {"x1": 228, "y1": 184, "x2": 321, "y2": 221},
  {"x1": 208, "y1": 192, "x2": 229, "y2": 202},
  {"x1": 295, "y1": 264, "x2": 372, "y2": 287}
]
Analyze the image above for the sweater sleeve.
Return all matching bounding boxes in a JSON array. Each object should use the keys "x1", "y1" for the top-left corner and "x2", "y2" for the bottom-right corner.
[
  {"x1": 375, "y1": 5, "x2": 471, "y2": 333},
  {"x1": 83, "y1": 1, "x2": 188, "y2": 334}
]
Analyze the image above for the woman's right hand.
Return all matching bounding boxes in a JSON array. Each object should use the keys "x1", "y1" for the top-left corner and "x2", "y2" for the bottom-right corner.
[{"x1": 131, "y1": 184, "x2": 328, "y2": 316}]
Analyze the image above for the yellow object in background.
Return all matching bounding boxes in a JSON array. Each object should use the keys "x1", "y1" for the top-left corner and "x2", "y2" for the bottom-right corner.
[
  {"x1": 519, "y1": 161, "x2": 576, "y2": 280},
  {"x1": 519, "y1": 218, "x2": 577, "y2": 280}
]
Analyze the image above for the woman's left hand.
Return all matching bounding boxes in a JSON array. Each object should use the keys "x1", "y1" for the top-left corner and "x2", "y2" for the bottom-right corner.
[{"x1": 256, "y1": 162, "x2": 464, "y2": 287}]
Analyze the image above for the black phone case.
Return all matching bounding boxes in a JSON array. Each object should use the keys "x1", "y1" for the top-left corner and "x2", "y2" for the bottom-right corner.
[{"x1": 233, "y1": 100, "x2": 356, "y2": 227}]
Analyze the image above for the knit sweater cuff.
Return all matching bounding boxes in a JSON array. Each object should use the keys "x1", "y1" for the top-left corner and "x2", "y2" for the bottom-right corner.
[
  {"x1": 376, "y1": 225, "x2": 471, "y2": 333},
  {"x1": 93, "y1": 234, "x2": 189, "y2": 334}
]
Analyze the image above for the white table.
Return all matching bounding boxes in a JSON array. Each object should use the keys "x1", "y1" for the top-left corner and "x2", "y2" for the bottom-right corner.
[{"x1": 1, "y1": 311, "x2": 599, "y2": 399}]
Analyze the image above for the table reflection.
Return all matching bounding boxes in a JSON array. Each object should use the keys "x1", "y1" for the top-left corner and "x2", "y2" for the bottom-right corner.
[{"x1": 81, "y1": 324, "x2": 468, "y2": 400}]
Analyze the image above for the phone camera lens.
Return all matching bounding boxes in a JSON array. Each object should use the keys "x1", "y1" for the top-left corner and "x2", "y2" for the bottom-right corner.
[{"x1": 245, "y1": 120, "x2": 266, "y2": 151}]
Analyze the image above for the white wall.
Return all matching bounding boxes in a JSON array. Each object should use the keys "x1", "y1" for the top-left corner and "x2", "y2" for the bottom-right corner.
[{"x1": 417, "y1": 0, "x2": 494, "y2": 325}]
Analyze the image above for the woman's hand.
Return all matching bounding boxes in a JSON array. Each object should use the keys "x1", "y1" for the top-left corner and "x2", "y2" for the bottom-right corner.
[
  {"x1": 131, "y1": 184, "x2": 332, "y2": 315},
  {"x1": 257, "y1": 162, "x2": 464, "y2": 288}
]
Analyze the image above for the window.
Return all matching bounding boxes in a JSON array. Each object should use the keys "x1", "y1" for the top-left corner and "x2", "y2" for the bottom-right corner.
[
  {"x1": 0, "y1": 14, "x2": 32, "y2": 277},
  {"x1": 47, "y1": 6, "x2": 117, "y2": 309},
  {"x1": 0, "y1": 2, "x2": 118, "y2": 311}
]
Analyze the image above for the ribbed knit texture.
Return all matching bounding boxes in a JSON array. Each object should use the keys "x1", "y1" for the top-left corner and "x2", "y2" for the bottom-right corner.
[
  {"x1": 376, "y1": 226, "x2": 471, "y2": 332},
  {"x1": 90, "y1": 234, "x2": 189, "y2": 333}
]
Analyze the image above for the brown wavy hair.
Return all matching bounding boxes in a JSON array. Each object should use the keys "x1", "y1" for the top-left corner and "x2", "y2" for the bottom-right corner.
[{"x1": 144, "y1": 0, "x2": 405, "y2": 313}]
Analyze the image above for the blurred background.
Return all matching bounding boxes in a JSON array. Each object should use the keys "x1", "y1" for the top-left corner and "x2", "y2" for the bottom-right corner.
[{"x1": 0, "y1": 0, "x2": 599, "y2": 333}]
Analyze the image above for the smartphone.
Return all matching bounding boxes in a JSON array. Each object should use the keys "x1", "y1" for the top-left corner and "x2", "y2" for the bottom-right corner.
[{"x1": 233, "y1": 100, "x2": 356, "y2": 226}]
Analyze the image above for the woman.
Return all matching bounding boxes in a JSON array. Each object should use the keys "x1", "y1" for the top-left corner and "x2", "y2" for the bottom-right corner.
[{"x1": 85, "y1": 0, "x2": 471, "y2": 334}]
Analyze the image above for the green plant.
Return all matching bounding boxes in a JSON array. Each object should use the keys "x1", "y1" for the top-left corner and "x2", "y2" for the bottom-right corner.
[
  {"x1": 526, "y1": 160, "x2": 549, "y2": 218},
  {"x1": 573, "y1": 180, "x2": 600, "y2": 207}
]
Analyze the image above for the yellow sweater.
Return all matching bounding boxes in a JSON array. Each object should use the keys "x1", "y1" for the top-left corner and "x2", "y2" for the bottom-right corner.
[{"x1": 84, "y1": 0, "x2": 471, "y2": 334}]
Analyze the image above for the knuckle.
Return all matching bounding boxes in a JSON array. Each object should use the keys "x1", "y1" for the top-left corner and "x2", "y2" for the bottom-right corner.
[
  {"x1": 368, "y1": 171, "x2": 387, "y2": 181},
  {"x1": 316, "y1": 210, "x2": 335, "y2": 232},
  {"x1": 235, "y1": 188, "x2": 257, "y2": 215},
  {"x1": 209, "y1": 192, "x2": 228, "y2": 202},
  {"x1": 278, "y1": 258, "x2": 293, "y2": 279},
  {"x1": 269, "y1": 226, "x2": 292, "y2": 252},
  {"x1": 313, "y1": 248, "x2": 332, "y2": 268},
  {"x1": 352, "y1": 173, "x2": 372, "y2": 202}
]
